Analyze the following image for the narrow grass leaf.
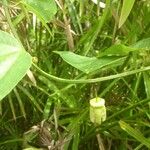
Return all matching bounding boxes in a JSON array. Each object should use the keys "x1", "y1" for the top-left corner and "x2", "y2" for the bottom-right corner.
[
  {"x1": 78, "y1": 0, "x2": 110, "y2": 54},
  {"x1": 8, "y1": 94, "x2": 16, "y2": 120},
  {"x1": 119, "y1": 120, "x2": 150, "y2": 149},
  {"x1": 12, "y1": 12, "x2": 25, "y2": 27},
  {"x1": 143, "y1": 72, "x2": 150, "y2": 98},
  {"x1": 119, "y1": 0, "x2": 135, "y2": 28},
  {"x1": 65, "y1": 0, "x2": 82, "y2": 34},
  {"x1": 17, "y1": 85, "x2": 43, "y2": 113},
  {"x1": 13, "y1": 88, "x2": 26, "y2": 118},
  {"x1": 72, "y1": 126, "x2": 80, "y2": 150}
]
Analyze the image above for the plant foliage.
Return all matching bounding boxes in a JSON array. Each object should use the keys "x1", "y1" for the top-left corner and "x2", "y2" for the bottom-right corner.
[{"x1": 0, "y1": 0, "x2": 150, "y2": 149}]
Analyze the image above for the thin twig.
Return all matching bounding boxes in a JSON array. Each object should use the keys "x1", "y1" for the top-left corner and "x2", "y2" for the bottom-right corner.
[{"x1": 96, "y1": 133, "x2": 105, "y2": 150}]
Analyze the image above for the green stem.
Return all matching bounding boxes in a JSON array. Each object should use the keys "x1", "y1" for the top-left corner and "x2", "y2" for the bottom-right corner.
[{"x1": 33, "y1": 63, "x2": 150, "y2": 84}]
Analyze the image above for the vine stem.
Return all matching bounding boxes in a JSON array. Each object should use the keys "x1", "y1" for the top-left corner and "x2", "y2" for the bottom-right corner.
[{"x1": 32, "y1": 63, "x2": 150, "y2": 84}]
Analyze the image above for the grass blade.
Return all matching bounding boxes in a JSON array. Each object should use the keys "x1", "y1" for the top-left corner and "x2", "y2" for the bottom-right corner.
[
  {"x1": 13, "y1": 88, "x2": 26, "y2": 118},
  {"x1": 119, "y1": 120, "x2": 150, "y2": 149},
  {"x1": 119, "y1": 0, "x2": 135, "y2": 28}
]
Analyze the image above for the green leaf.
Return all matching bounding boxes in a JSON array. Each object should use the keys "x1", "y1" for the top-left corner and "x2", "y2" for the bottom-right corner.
[
  {"x1": 72, "y1": 126, "x2": 80, "y2": 150},
  {"x1": 99, "y1": 44, "x2": 137, "y2": 57},
  {"x1": 0, "y1": 30, "x2": 32, "y2": 101},
  {"x1": 119, "y1": 0, "x2": 135, "y2": 28},
  {"x1": 54, "y1": 51, "x2": 124, "y2": 74},
  {"x1": 131, "y1": 38, "x2": 150, "y2": 50},
  {"x1": 100, "y1": 38, "x2": 150, "y2": 58},
  {"x1": 23, "y1": 0, "x2": 57, "y2": 23},
  {"x1": 119, "y1": 120, "x2": 150, "y2": 149}
]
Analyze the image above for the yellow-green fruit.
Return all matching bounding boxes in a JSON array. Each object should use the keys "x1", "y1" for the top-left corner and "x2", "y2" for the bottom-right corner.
[
  {"x1": 32, "y1": 57, "x2": 38, "y2": 64},
  {"x1": 90, "y1": 97, "x2": 106, "y2": 125}
]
